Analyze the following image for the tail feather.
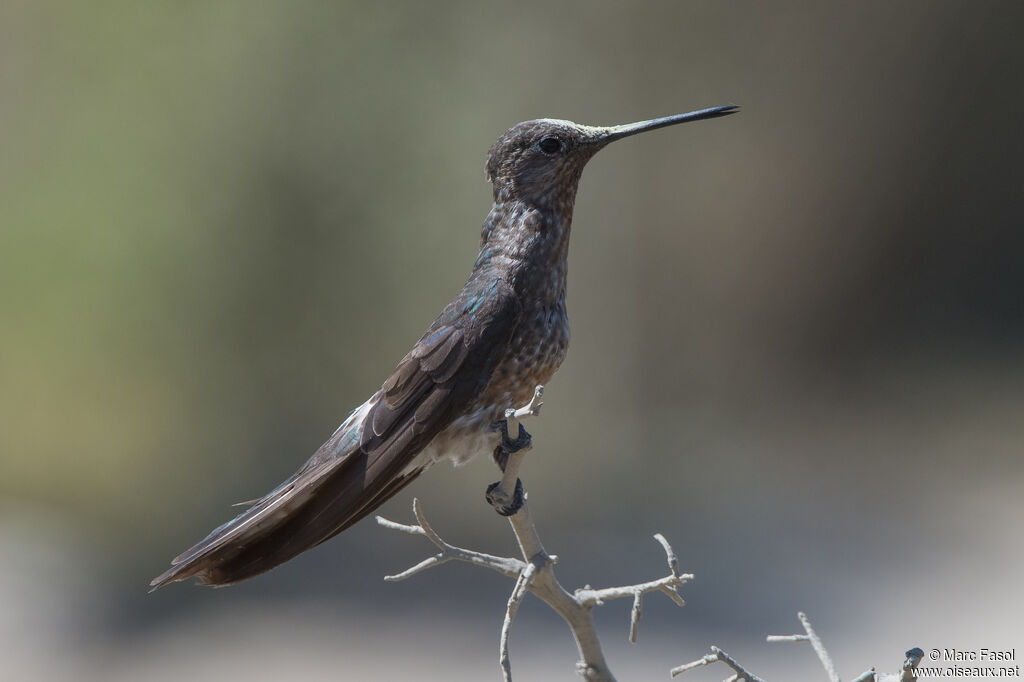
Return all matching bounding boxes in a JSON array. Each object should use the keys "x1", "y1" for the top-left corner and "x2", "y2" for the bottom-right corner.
[
  {"x1": 150, "y1": 399, "x2": 429, "y2": 589},
  {"x1": 149, "y1": 295, "x2": 509, "y2": 590}
]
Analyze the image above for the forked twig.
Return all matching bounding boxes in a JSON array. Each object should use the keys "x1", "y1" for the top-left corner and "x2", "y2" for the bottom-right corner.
[{"x1": 377, "y1": 386, "x2": 690, "y2": 682}]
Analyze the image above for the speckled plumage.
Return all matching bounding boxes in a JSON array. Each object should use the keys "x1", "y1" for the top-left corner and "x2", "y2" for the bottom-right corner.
[{"x1": 151, "y1": 106, "x2": 738, "y2": 589}]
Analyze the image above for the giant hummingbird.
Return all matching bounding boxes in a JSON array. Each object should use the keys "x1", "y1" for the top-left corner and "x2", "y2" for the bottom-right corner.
[{"x1": 151, "y1": 105, "x2": 738, "y2": 589}]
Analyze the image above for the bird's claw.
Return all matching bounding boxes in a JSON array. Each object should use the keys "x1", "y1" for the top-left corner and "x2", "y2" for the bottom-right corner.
[
  {"x1": 486, "y1": 477, "x2": 525, "y2": 516},
  {"x1": 490, "y1": 419, "x2": 533, "y2": 455}
]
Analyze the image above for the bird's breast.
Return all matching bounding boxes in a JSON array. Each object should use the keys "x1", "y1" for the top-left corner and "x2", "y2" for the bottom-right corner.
[
  {"x1": 415, "y1": 302, "x2": 568, "y2": 470},
  {"x1": 479, "y1": 300, "x2": 570, "y2": 415}
]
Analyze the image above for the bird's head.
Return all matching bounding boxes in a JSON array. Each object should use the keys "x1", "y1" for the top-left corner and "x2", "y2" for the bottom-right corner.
[{"x1": 484, "y1": 105, "x2": 738, "y2": 206}]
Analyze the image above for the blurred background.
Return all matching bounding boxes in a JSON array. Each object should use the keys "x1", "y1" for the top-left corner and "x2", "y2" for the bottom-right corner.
[{"x1": 2, "y1": 1, "x2": 1022, "y2": 680}]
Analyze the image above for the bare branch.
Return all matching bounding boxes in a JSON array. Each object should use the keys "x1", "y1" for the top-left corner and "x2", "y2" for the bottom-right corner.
[
  {"x1": 379, "y1": 386, "x2": 691, "y2": 681},
  {"x1": 798, "y1": 612, "x2": 840, "y2": 682},
  {"x1": 575, "y1": 571, "x2": 691, "y2": 607},
  {"x1": 377, "y1": 499, "x2": 525, "y2": 581},
  {"x1": 670, "y1": 646, "x2": 766, "y2": 682},
  {"x1": 411, "y1": 497, "x2": 448, "y2": 548},
  {"x1": 500, "y1": 561, "x2": 538, "y2": 682},
  {"x1": 380, "y1": 382, "x2": 921, "y2": 682},
  {"x1": 578, "y1": 534, "x2": 690, "y2": 605},
  {"x1": 670, "y1": 651, "x2": 718, "y2": 676},
  {"x1": 383, "y1": 554, "x2": 451, "y2": 582},
  {"x1": 374, "y1": 516, "x2": 426, "y2": 536},
  {"x1": 628, "y1": 592, "x2": 642, "y2": 644},
  {"x1": 765, "y1": 612, "x2": 923, "y2": 682},
  {"x1": 573, "y1": 533, "x2": 690, "y2": 643},
  {"x1": 767, "y1": 612, "x2": 839, "y2": 682},
  {"x1": 655, "y1": 532, "x2": 680, "y2": 576}
]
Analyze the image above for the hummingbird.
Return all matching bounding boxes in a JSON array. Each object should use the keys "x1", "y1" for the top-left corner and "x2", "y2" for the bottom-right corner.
[{"x1": 151, "y1": 105, "x2": 738, "y2": 589}]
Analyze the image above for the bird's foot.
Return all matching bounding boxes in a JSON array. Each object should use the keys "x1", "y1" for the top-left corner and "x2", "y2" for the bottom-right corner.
[
  {"x1": 489, "y1": 385, "x2": 543, "y2": 468},
  {"x1": 490, "y1": 419, "x2": 533, "y2": 461},
  {"x1": 486, "y1": 425, "x2": 528, "y2": 514},
  {"x1": 485, "y1": 386, "x2": 543, "y2": 515},
  {"x1": 486, "y1": 477, "x2": 525, "y2": 516}
]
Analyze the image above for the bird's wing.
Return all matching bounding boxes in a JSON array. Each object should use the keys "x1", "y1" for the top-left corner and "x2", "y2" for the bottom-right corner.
[{"x1": 150, "y1": 276, "x2": 521, "y2": 588}]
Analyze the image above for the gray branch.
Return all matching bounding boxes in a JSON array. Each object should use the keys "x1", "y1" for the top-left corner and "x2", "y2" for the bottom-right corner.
[
  {"x1": 765, "y1": 612, "x2": 923, "y2": 682},
  {"x1": 574, "y1": 532, "x2": 691, "y2": 642},
  {"x1": 767, "y1": 611, "x2": 840, "y2": 682},
  {"x1": 500, "y1": 561, "x2": 537, "y2": 681},
  {"x1": 670, "y1": 645, "x2": 766, "y2": 682},
  {"x1": 376, "y1": 385, "x2": 690, "y2": 682},
  {"x1": 377, "y1": 498, "x2": 524, "y2": 581}
]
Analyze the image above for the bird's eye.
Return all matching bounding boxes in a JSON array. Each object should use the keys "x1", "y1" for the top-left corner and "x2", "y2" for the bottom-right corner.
[{"x1": 537, "y1": 136, "x2": 563, "y2": 154}]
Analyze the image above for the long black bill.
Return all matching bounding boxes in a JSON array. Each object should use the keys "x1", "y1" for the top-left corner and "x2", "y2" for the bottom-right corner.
[{"x1": 600, "y1": 105, "x2": 739, "y2": 143}]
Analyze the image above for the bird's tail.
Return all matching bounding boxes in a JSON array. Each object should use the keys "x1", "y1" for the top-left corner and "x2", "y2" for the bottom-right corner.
[{"x1": 149, "y1": 402, "x2": 424, "y2": 589}]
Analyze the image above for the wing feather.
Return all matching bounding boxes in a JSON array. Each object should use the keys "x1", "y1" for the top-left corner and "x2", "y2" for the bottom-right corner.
[{"x1": 150, "y1": 276, "x2": 521, "y2": 588}]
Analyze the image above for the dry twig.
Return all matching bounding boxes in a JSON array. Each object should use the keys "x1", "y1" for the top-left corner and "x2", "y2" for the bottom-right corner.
[
  {"x1": 767, "y1": 611, "x2": 840, "y2": 682},
  {"x1": 670, "y1": 645, "x2": 765, "y2": 681},
  {"x1": 376, "y1": 385, "x2": 690, "y2": 682}
]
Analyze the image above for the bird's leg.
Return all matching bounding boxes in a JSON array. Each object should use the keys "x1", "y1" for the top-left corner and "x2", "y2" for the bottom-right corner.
[
  {"x1": 491, "y1": 384, "x2": 545, "y2": 464},
  {"x1": 486, "y1": 476, "x2": 525, "y2": 517},
  {"x1": 491, "y1": 421, "x2": 533, "y2": 469},
  {"x1": 487, "y1": 386, "x2": 544, "y2": 516},
  {"x1": 486, "y1": 419, "x2": 529, "y2": 516}
]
